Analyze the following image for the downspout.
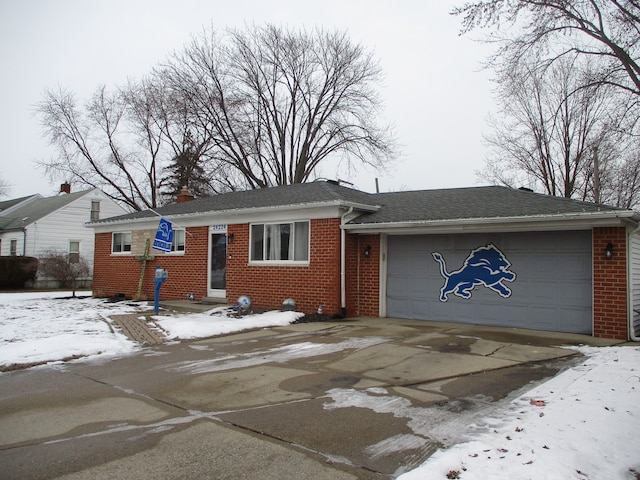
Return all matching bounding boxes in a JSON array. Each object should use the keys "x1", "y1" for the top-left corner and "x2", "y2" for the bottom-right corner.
[
  {"x1": 22, "y1": 227, "x2": 27, "y2": 256},
  {"x1": 628, "y1": 224, "x2": 640, "y2": 341},
  {"x1": 340, "y1": 206, "x2": 354, "y2": 318}
]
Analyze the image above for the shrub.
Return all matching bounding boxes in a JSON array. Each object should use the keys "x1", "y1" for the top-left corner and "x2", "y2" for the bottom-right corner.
[
  {"x1": 0, "y1": 256, "x2": 39, "y2": 288},
  {"x1": 38, "y1": 250, "x2": 90, "y2": 296}
]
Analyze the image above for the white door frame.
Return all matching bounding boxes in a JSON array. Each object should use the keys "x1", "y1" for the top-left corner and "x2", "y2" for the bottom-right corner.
[{"x1": 208, "y1": 224, "x2": 227, "y2": 298}]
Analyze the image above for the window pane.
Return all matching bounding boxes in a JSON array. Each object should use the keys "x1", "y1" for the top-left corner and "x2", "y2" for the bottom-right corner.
[
  {"x1": 251, "y1": 224, "x2": 264, "y2": 260},
  {"x1": 90, "y1": 201, "x2": 100, "y2": 221},
  {"x1": 123, "y1": 233, "x2": 132, "y2": 252},
  {"x1": 112, "y1": 232, "x2": 131, "y2": 253},
  {"x1": 294, "y1": 222, "x2": 309, "y2": 261},
  {"x1": 267, "y1": 224, "x2": 291, "y2": 260},
  {"x1": 112, "y1": 233, "x2": 122, "y2": 252},
  {"x1": 172, "y1": 230, "x2": 185, "y2": 251},
  {"x1": 266, "y1": 224, "x2": 278, "y2": 260},
  {"x1": 69, "y1": 241, "x2": 80, "y2": 263}
]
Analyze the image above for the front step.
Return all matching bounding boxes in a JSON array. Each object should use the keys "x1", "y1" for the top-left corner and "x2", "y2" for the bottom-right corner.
[{"x1": 201, "y1": 296, "x2": 227, "y2": 304}]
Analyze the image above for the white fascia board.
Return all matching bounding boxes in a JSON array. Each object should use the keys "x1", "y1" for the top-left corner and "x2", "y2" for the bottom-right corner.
[
  {"x1": 342, "y1": 210, "x2": 640, "y2": 235},
  {"x1": 89, "y1": 200, "x2": 377, "y2": 232}
]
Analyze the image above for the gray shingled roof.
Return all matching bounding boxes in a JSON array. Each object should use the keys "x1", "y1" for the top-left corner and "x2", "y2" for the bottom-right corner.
[
  {"x1": 91, "y1": 182, "x2": 637, "y2": 227},
  {"x1": 0, "y1": 194, "x2": 40, "y2": 214},
  {"x1": 348, "y1": 186, "x2": 628, "y2": 225},
  {"x1": 91, "y1": 181, "x2": 378, "y2": 224},
  {"x1": 0, "y1": 190, "x2": 92, "y2": 231}
]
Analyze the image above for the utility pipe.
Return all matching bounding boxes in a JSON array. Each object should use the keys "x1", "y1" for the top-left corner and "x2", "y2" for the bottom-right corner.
[
  {"x1": 628, "y1": 224, "x2": 640, "y2": 341},
  {"x1": 340, "y1": 206, "x2": 354, "y2": 318}
]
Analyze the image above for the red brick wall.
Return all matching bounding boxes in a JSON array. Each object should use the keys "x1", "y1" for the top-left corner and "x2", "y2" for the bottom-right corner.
[
  {"x1": 345, "y1": 234, "x2": 380, "y2": 317},
  {"x1": 226, "y1": 219, "x2": 342, "y2": 315},
  {"x1": 593, "y1": 226, "x2": 629, "y2": 340},
  {"x1": 93, "y1": 226, "x2": 209, "y2": 301}
]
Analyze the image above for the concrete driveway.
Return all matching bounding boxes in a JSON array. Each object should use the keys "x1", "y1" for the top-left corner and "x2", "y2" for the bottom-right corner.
[{"x1": 0, "y1": 317, "x2": 618, "y2": 479}]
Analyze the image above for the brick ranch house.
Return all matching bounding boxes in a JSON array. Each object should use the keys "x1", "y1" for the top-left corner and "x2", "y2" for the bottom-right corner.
[{"x1": 89, "y1": 181, "x2": 640, "y2": 341}]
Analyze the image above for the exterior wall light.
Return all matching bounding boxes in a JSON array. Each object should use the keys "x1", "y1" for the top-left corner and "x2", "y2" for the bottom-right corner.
[
  {"x1": 227, "y1": 233, "x2": 234, "y2": 244},
  {"x1": 605, "y1": 242, "x2": 614, "y2": 260},
  {"x1": 364, "y1": 245, "x2": 372, "y2": 257}
]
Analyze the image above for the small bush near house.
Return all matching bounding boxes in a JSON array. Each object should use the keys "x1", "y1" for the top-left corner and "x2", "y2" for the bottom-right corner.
[
  {"x1": 38, "y1": 251, "x2": 90, "y2": 297},
  {"x1": 0, "y1": 256, "x2": 39, "y2": 288}
]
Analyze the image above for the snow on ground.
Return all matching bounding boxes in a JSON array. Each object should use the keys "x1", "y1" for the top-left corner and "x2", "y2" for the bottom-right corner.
[
  {"x1": 0, "y1": 291, "x2": 146, "y2": 368},
  {"x1": 397, "y1": 345, "x2": 640, "y2": 480},
  {"x1": 1, "y1": 291, "x2": 639, "y2": 478},
  {"x1": 0, "y1": 291, "x2": 302, "y2": 369},
  {"x1": 153, "y1": 306, "x2": 303, "y2": 340}
]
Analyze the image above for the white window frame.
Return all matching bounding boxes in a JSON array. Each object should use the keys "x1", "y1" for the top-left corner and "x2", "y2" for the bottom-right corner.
[
  {"x1": 9, "y1": 239, "x2": 17, "y2": 256},
  {"x1": 111, "y1": 232, "x2": 132, "y2": 254},
  {"x1": 249, "y1": 221, "x2": 310, "y2": 265},
  {"x1": 169, "y1": 229, "x2": 186, "y2": 254}
]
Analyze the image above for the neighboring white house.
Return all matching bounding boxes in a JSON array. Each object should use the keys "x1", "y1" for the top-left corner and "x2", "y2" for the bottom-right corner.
[{"x1": 0, "y1": 185, "x2": 127, "y2": 287}]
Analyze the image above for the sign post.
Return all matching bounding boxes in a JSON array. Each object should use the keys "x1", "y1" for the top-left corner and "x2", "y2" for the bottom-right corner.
[{"x1": 153, "y1": 266, "x2": 168, "y2": 314}]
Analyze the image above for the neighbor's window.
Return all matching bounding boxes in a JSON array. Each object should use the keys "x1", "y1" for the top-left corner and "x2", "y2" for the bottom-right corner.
[
  {"x1": 69, "y1": 241, "x2": 80, "y2": 264},
  {"x1": 171, "y1": 229, "x2": 185, "y2": 252},
  {"x1": 90, "y1": 201, "x2": 100, "y2": 221},
  {"x1": 112, "y1": 232, "x2": 132, "y2": 253},
  {"x1": 10, "y1": 239, "x2": 17, "y2": 256},
  {"x1": 250, "y1": 221, "x2": 309, "y2": 262}
]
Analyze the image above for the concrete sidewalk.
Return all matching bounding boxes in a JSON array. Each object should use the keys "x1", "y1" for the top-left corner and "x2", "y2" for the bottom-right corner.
[{"x1": 0, "y1": 316, "x2": 620, "y2": 479}]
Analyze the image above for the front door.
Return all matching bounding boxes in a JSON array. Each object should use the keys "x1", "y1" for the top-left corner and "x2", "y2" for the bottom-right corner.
[{"x1": 208, "y1": 227, "x2": 227, "y2": 298}]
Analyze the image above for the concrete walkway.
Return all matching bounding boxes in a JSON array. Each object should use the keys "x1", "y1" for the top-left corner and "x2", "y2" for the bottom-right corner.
[{"x1": 109, "y1": 314, "x2": 165, "y2": 346}]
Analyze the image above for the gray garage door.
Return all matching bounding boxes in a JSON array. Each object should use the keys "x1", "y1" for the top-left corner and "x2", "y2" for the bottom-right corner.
[{"x1": 386, "y1": 231, "x2": 593, "y2": 334}]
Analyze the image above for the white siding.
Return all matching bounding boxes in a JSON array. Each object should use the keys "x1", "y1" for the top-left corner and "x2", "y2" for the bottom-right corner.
[
  {"x1": 0, "y1": 232, "x2": 24, "y2": 256},
  {"x1": 631, "y1": 230, "x2": 640, "y2": 338},
  {"x1": 23, "y1": 190, "x2": 126, "y2": 279}
]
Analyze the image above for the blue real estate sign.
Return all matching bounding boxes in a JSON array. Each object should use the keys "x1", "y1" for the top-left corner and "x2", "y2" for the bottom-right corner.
[{"x1": 153, "y1": 218, "x2": 173, "y2": 252}]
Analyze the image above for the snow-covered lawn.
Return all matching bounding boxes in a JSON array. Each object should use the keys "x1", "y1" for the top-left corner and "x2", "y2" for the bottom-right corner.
[
  {"x1": 1, "y1": 291, "x2": 639, "y2": 478},
  {"x1": 0, "y1": 291, "x2": 146, "y2": 368},
  {"x1": 0, "y1": 291, "x2": 302, "y2": 369}
]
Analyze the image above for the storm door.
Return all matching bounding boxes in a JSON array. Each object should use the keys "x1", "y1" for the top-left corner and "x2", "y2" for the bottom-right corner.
[{"x1": 208, "y1": 226, "x2": 227, "y2": 298}]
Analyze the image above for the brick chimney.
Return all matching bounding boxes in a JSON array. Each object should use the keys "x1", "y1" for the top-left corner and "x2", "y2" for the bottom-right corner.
[
  {"x1": 60, "y1": 183, "x2": 71, "y2": 194},
  {"x1": 176, "y1": 186, "x2": 195, "y2": 203}
]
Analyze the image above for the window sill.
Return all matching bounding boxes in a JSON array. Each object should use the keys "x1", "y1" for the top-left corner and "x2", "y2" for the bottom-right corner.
[{"x1": 248, "y1": 260, "x2": 309, "y2": 267}]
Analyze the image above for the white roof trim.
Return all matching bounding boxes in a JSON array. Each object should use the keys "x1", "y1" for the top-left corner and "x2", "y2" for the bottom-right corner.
[
  {"x1": 343, "y1": 210, "x2": 640, "y2": 234},
  {"x1": 87, "y1": 200, "x2": 380, "y2": 229}
]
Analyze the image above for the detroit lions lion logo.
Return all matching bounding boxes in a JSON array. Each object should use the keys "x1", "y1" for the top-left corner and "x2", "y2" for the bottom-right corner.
[{"x1": 432, "y1": 244, "x2": 516, "y2": 302}]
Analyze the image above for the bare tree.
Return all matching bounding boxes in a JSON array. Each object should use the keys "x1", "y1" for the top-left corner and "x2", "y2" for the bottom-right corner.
[
  {"x1": 480, "y1": 58, "x2": 621, "y2": 199},
  {"x1": 159, "y1": 24, "x2": 397, "y2": 188},
  {"x1": 37, "y1": 86, "x2": 163, "y2": 211},
  {"x1": 38, "y1": 25, "x2": 396, "y2": 204},
  {"x1": 455, "y1": 0, "x2": 640, "y2": 207},
  {"x1": 452, "y1": 1, "x2": 640, "y2": 97},
  {"x1": 0, "y1": 177, "x2": 9, "y2": 197}
]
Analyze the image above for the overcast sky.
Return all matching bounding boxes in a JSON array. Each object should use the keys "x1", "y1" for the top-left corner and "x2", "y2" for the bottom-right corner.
[{"x1": 0, "y1": 0, "x2": 495, "y2": 199}]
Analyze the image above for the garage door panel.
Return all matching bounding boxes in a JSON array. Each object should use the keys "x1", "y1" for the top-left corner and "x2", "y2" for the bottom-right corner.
[{"x1": 386, "y1": 231, "x2": 592, "y2": 334}]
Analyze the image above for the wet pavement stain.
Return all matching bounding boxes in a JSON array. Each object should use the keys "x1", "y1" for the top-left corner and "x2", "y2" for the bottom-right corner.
[
  {"x1": 280, "y1": 372, "x2": 361, "y2": 396},
  {"x1": 414, "y1": 335, "x2": 476, "y2": 354}
]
